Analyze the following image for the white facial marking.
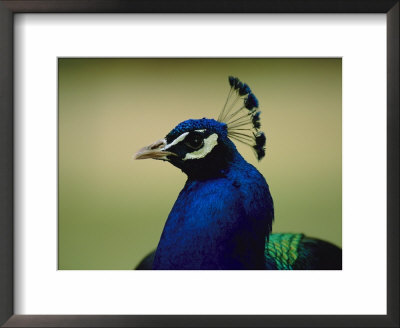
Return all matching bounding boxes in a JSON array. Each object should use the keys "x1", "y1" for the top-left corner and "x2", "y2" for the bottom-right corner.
[
  {"x1": 195, "y1": 129, "x2": 206, "y2": 133},
  {"x1": 163, "y1": 132, "x2": 189, "y2": 150},
  {"x1": 183, "y1": 133, "x2": 218, "y2": 161}
]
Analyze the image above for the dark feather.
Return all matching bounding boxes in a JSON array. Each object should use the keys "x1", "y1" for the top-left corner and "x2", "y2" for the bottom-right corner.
[
  {"x1": 137, "y1": 234, "x2": 342, "y2": 270},
  {"x1": 245, "y1": 93, "x2": 259, "y2": 110}
]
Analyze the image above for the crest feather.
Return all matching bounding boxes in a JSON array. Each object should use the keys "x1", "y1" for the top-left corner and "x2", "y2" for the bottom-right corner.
[{"x1": 217, "y1": 76, "x2": 267, "y2": 160}]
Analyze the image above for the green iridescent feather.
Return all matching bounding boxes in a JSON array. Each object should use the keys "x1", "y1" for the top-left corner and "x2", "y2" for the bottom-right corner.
[{"x1": 265, "y1": 233, "x2": 304, "y2": 270}]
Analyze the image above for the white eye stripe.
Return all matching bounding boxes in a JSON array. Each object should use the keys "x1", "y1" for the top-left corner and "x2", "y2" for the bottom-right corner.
[
  {"x1": 163, "y1": 132, "x2": 189, "y2": 150},
  {"x1": 183, "y1": 133, "x2": 218, "y2": 161},
  {"x1": 163, "y1": 129, "x2": 207, "y2": 150}
]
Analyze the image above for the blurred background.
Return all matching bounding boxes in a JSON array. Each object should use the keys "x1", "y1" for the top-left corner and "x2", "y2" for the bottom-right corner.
[{"x1": 58, "y1": 58, "x2": 342, "y2": 269}]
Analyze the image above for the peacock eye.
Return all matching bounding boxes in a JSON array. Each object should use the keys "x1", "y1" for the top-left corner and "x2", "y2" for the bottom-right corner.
[{"x1": 185, "y1": 133, "x2": 204, "y2": 150}]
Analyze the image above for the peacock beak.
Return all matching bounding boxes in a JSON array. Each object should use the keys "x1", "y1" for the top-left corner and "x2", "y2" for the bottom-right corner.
[{"x1": 134, "y1": 139, "x2": 176, "y2": 160}]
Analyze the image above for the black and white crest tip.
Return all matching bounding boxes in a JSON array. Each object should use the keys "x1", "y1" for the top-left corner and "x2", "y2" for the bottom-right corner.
[{"x1": 217, "y1": 76, "x2": 266, "y2": 161}]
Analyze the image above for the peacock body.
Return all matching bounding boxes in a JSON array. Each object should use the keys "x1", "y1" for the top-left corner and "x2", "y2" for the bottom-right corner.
[{"x1": 135, "y1": 76, "x2": 341, "y2": 270}]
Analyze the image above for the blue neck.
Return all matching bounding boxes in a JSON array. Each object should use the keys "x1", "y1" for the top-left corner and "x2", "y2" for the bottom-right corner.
[{"x1": 153, "y1": 153, "x2": 273, "y2": 270}]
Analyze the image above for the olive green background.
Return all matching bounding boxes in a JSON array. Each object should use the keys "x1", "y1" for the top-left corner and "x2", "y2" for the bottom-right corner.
[{"x1": 58, "y1": 58, "x2": 342, "y2": 269}]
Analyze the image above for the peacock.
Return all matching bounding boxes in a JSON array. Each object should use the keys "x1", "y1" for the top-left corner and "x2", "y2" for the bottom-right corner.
[{"x1": 134, "y1": 76, "x2": 342, "y2": 270}]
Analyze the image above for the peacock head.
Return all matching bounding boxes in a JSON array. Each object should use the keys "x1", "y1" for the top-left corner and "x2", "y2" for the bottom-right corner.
[{"x1": 134, "y1": 76, "x2": 267, "y2": 179}]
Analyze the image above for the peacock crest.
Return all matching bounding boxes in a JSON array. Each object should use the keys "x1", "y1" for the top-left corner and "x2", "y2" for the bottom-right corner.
[{"x1": 217, "y1": 76, "x2": 266, "y2": 160}]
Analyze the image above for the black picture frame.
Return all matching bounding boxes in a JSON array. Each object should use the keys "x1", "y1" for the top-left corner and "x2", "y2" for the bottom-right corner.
[{"x1": 0, "y1": 1, "x2": 398, "y2": 327}]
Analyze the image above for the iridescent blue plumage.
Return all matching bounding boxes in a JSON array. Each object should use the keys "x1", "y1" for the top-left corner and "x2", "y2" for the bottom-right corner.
[{"x1": 166, "y1": 118, "x2": 228, "y2": 144}]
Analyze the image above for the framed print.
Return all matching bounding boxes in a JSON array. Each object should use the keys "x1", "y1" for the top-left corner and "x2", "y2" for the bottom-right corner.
[{"x1": 0, "y1": 1, "x2": 398, "y2": 327}]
